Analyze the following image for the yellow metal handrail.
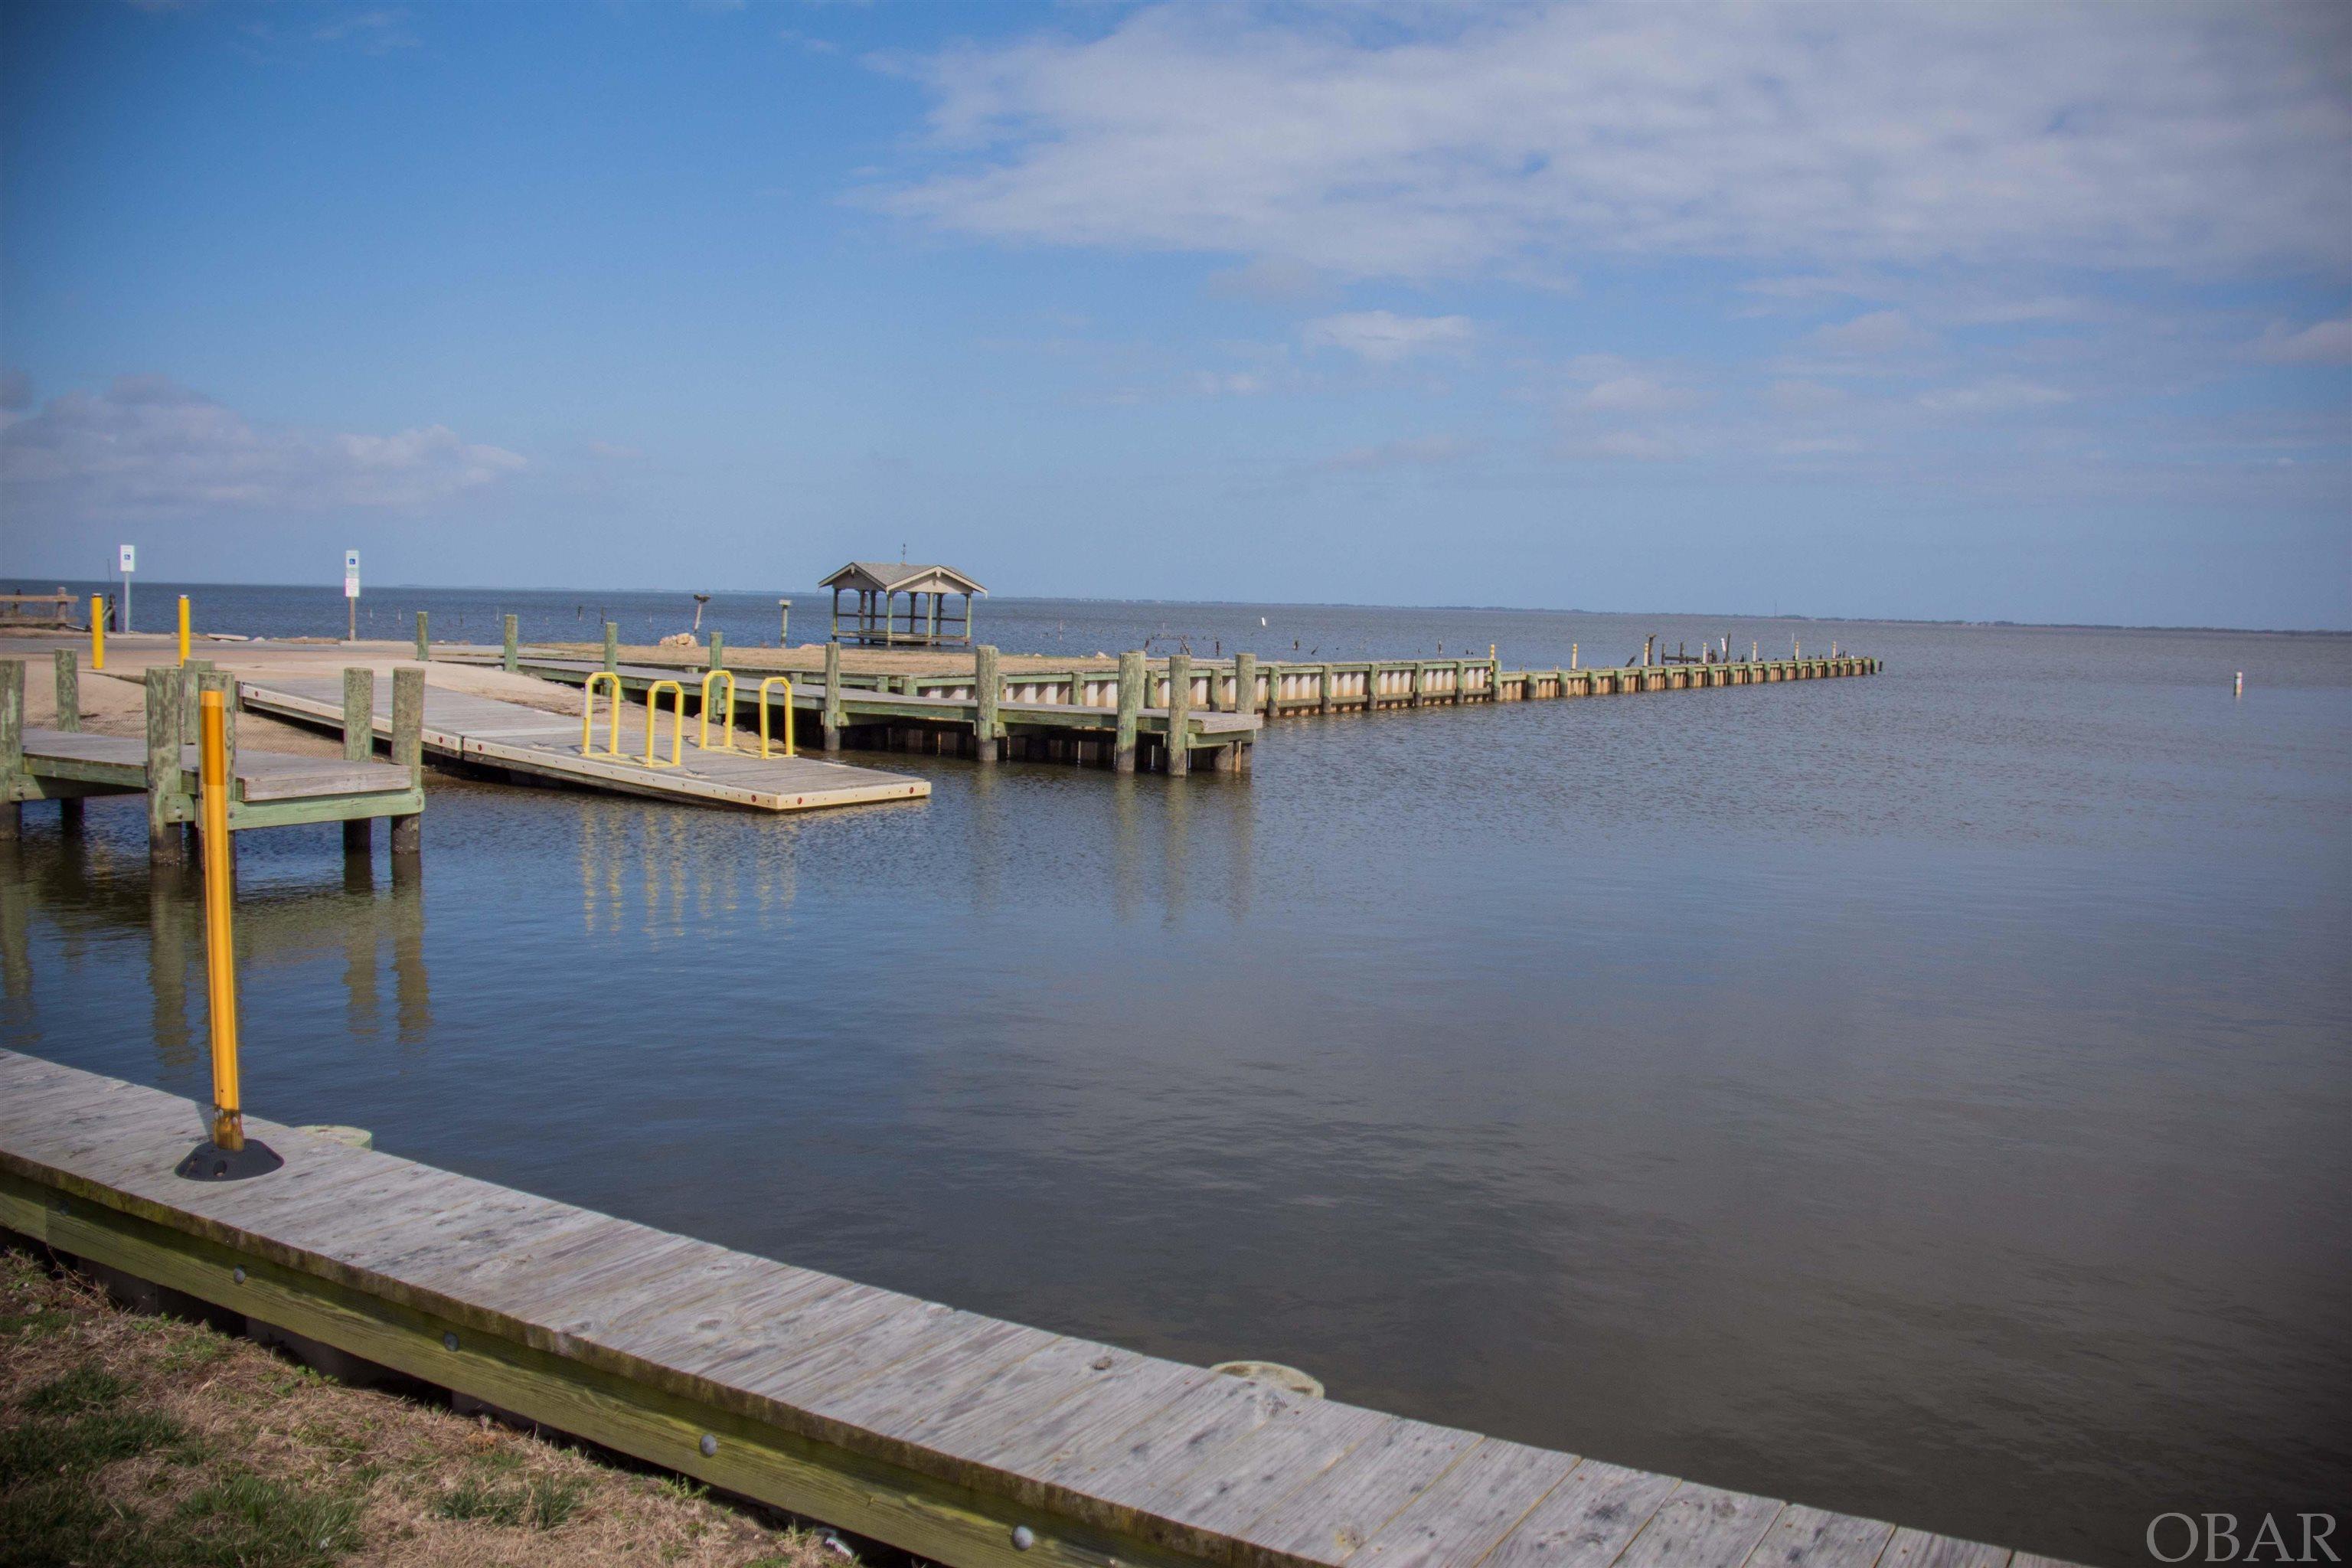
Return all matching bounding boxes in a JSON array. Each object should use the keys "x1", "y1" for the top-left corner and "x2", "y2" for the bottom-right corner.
[
  {"x1": 758, "y1": 676, "x2": 795, "y2": 759},
  {"x1": 698, "y1": 668, "x2": 737, "y2": 752},
  {"x1": 580, "y1": 671, "x2": 622, "y2": 756},
  {"x1": 643, "y1": 680, "x2": 685, "y2": 769},
  {"x1": 91, "y1": 596, "x2": 105, "y2": 671}
]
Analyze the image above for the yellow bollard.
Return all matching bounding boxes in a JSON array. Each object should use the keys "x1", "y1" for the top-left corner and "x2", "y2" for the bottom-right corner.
[
  {"x1": 178, "y1": 595, "x2": 191, "y2": 665},
  {"x1": 758, "y1": 676, "x2": 795, "y2": 758},
  {"x1": 173, "y1": 690, "x2": 283, "y2": 1181},
  {"x1": 580, "y1": 671, "x2": 623, "y2": 756},
  {"x1": 643, "y1": 680, "x2": 684, "y2": 768},
  {"x1": 697, "y1": 668, "x2": 737, "y2": 751},
  {"x1": 91, "y1": 596, "x2": 105, "y2": 671}
]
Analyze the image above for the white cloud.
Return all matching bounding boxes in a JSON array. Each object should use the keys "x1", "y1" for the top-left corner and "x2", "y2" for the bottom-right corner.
[
  {"x1": 2254, "y1": 317, "x2": 2352, "y2": 365},
  {"x1": 1318, "y1": 434, "x2": 1474, "y2": 472},
  {"x1": 1579, "y1": 374, "x2": 1692, "y2": 413},
  {"x1": 1301, "y1": 311, "x2": 1472, "y2": 364},
  {"x1": 1807, "y1": 311, "x2": 1932, "y2": 357},
  {"x1": 0, "y1": 376, "x2": 525, "y2": 518},
  {"x1": 1765, "y1": 380, "x2": 1847, "y2": 414},
  {"x1": 1917, "y1": 377, "x2": 2073, "y2": 414},
  {"x1": 866, "y1": 5, "x2": 2352, "y2": 281}
]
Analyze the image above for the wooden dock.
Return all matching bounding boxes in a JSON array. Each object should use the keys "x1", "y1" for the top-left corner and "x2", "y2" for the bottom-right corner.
[
  {"x1": 2, "y1": 1050, "x2": 2075, "y2": 1568},
  {"x1": 475, "y1": 637, "x2": 1873, "y2": 774},
  {"x1": 236, "y1": 672, "x2": 929, "y2": 813},
  {"x1": 1, "y1": 655, "x2": 422, "y2": 858}
]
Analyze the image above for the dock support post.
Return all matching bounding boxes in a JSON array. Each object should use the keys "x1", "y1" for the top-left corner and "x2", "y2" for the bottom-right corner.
[
  {"x1": 1165, "y1": 653, "x2": 1193, "y2": 776},
  {"x1": 49, "y1": 652, "x2": 81, "y2": 831},
  {"x1": 501, "y1": 614, "x2": 518, "y2": 674},
  {"x1": 777, "y1": 599, "x2": 791, "y2": 647},
  {"x1": 1114, "y1": 650, "x2": 1142, "y2": 773},
  {"x1": 709, "y1": 631, "x2": 726, "y2": 672},
  {"x1": 0, "y1": 659, "x2": 20, "y2": 842},
  {"x1": 341, "y1": 668, "x2": 373, "y2": 859},
  {"x1": 1234, "y1": 653, "x2": 1257, "y2": 729},
  {"x1": 822, "y1": 642, "x2": 843, "y2": 752},
  {"x1": 390, "y1": 668, "x2": 422, "y2": 861},
  {"x1": 602, "y1": 622, "x2": 619, "y2": 675},
  {"x1": 414, "y1": 611, "x2": 429, "y2": 662},
  {"x1": 975, "y1": 645, "x2": 1001, "y2": 764},
  {"x1": 1410, "y1": 662, "x2": 1424, "y2": 707},
  {"x1": 1490, "y1": 649, "x2": 1502, "y2": 703},
  {"x1": 144, "y1": 668, "x2": 185, "y2": 865},
  {"x1": 53, "y1": 650, "x2": 79, "y2": 733},
  {"x1": 1318, "y1": 663, "x2": 1333, "y2": 714}
]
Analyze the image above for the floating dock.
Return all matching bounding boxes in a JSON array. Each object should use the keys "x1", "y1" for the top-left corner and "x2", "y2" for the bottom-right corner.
[
  {"x1": 2, "y1": 1050, "x2": 2073, "y2": 1568},
  {"x1": 237, "y1": 673, "x2": 929, "y2": 813}
]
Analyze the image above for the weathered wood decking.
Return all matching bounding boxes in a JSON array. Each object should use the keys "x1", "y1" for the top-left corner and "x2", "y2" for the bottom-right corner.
[
  {"x1": 237, "y1": 674, "x2": 929, "y2": 814},
  {"x1": 0, "y1": 1051, "x2": 2075, "y2": 1568}
]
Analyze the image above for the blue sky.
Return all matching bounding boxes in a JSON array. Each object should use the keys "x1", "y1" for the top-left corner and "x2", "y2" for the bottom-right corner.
[{"x1": 2, "y1": 2, "x2": 2347, "y2": 628}]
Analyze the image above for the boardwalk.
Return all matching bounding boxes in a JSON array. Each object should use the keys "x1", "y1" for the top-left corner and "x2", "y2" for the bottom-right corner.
[
  {"x1": 237, "y1": 673, "x2": 928, "y2": 813},
  {"x1": 0, "y1": 1050, "x2": 2078, "y2": 1568}
]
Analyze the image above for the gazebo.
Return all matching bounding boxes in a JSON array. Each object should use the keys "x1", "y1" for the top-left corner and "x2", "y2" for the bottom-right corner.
[{"x1": 820, "y1": 561, "x2": 987, "y2": 648}]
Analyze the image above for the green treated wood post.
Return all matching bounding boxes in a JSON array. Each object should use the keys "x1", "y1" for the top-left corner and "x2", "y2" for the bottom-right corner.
[
  {"x1": 1410, "y1": 661, "x2": 1425, "y2": 707},
  {"x1": 414, "y1": 610, "x2": 429, "y2": 662},
  {"x1": 822, "y1": 640, "x2": 844, "y2": 752},
  {"x1": 1114, "y1": 649, "x2": 1143, "y2": 773},
  {"x1": 390, "y1": 666, "x2": 423, "y2": 859},
  {"x1": 1165, "y1": 652, "x2": 1193, "y2": 776},
  {"x1": 501, "y1": 614, "x2": 518, "y2": 674},
  {"x1": 143, "y1": 668, "x2": 184, "y2": 864},
  {"x1": 603, "y1": 622, "x2": 619, "y2": 674},
  {"x1": 1489, "y1": 650, "x2": 1502, "y2": 703},
  {"x1": 0, "y1": 658, "x2": 21, "y2": 842},
  {"x1": 1318, "y1": 662, "x2": 1333, "y2": 714},
  {"x1": 52, "y1": 650, "x2": 79, "y2": 733},
  {"x1": 1233, "y1": 652, "x2": 1257, "y2": 727},
  {"x1": 974, "y1": 645, "x2": 1001, "y2": 763},
  {"x1": 47, "y1": 652, "x2": 81, "y2": 831},
  {"x1": 342, "y1": 667, "x2": 374, "y2": 858},
  {"x1": 709, "y1": 630, "x2": 726, "y2": 671}
]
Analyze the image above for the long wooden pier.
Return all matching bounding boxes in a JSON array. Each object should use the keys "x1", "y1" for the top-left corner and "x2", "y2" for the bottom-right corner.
[
  {"x1": 237, "y1": 673, "x2": 929, "y2": 813},
  {"x1": 485, "y1": 639, "x2": 1874, "y2": 774},
  {"x1": 2, "y1": 1050, "x2": 2074, "y2": 1568}
]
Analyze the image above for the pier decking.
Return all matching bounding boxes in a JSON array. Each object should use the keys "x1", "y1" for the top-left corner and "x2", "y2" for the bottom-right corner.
[
  {"x1": 2, "y1": 1050, "x2": 2073, "y2": 1568},
  {"x1": 237, "y1": 674, "x2": 929, "y2": 813}
]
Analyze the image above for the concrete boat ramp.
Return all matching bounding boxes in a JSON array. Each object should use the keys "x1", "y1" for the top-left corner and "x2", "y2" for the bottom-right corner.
[{"x1": 237, "y1": 673, "x2": 926, "y2": 813}]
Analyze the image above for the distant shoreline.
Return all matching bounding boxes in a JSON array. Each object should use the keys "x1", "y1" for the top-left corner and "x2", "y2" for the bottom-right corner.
[{"x1": 8, "y1": 576, "x2": 2347, "y2": 639}]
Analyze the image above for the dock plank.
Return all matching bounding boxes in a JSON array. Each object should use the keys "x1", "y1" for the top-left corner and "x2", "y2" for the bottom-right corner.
[
  {"x1": 1480, "y1": 1459, "x2": 1681, "y2": 1568},
  {"x1": 1743, "y1": 1505, "x2": 1897, "y2": 1568},
  {"x1": 1349, "y1": 1438, "x2": 1579, "y2": 1568},
  {"x1": 1239, "y1": 1416, "x2": 1485, "y2": 1564},
  {"x1": 1615, "y1": 1483, "x2": 1786, "y2": 1568}
]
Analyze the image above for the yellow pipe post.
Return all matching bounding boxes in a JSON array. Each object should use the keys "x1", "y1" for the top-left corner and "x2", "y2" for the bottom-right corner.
[
  {"x1": 758, "y1": 676, "x2": 795, "y2": 758},
  {"x1": 178, "y1": 595, "x2": 191, "y2": 665},
  {"x1": 91, "y1": 596, "x2": 105, "y2": 671},
  {"x1": 643, "y1": 680, "x2": 684, "y2": 767},
  {"x1": 199, "y1": 690, "x2": 242, "y2": 1151},
  {"x1": 698, "y1": 668, "x2": 737, "y2": 751},
  {"x1": 580, "y1": 671, "x2": 622, "y2": 756}
]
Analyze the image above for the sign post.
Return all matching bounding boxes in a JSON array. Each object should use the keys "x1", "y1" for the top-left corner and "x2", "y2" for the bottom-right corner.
[
  {"x1": 118, "y1": 544, "x2": 135, "y2": 633},
  {"x1": 344, "y1": 550, "x2": 361, "y2": 642}
]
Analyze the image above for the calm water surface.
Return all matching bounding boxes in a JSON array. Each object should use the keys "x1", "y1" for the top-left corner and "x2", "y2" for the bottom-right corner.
[{"x1": 5, "y1": 591, "x2": 2348, "y2": 1565}]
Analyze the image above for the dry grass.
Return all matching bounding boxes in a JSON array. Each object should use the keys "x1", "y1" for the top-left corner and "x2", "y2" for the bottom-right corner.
[{"x1": 0, "y1": 1246, "x2": 845, "y2": 1568}]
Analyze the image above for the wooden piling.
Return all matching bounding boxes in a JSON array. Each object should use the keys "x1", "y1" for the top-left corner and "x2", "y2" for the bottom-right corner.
[
  {"x1": 1233, "y1": 652, "x2": 1257, "y2": 729},
  {"x1": 0, "y1": 659, "x2": 20, "y2": 842},
  {"x1": 501, "y1": 614, "x2": 519, "y2": 674},
  {"x1": 974, "y1": 645, "x2": 1001, "y2": 764},
  {"x1": 47, "y1": 652, "x2": 82, "y2": 831},
  {"x1": 413, "y1": 611, "x2": 429, "y2": 662},
  {"x1": 1165, "y1": 652, "x2": 1193, "y2": 776},
  {"x1": 710, "y1": 631, "x2": 726, "y2": 671},
  {"x1": 1113, "y1": 650, "x2": 1143, "y2": 773},
  {"x1": 602, "y1": 622, "x2": 619, "y2": 674},
  {"x1": 822, "y1": 642, "x2": 844, "y2": 752},
  {"x1": 342, "y1": 668, "x2": 373, "y2": 858},
  {"x1": 389, "y1": 668, "x2": 423, "y2": 859},
  {"x1": 144, "y1": 668, "x2": 185, "y2": 864},
  {"x1": 1318, "y1": 662, "x2": 1334, "y2": 714}
]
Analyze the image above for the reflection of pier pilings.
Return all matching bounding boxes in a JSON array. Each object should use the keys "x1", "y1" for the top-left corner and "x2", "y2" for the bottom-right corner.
[
  {"x1": 0, "y1": 843, "x2": 32, "y2": 1041},
  {"x1": 148, "y1": 862, "x2": 194, "y2": 1070},
  {"x1": 576, "y1": 804, "x2": 799, "y2": 942}
]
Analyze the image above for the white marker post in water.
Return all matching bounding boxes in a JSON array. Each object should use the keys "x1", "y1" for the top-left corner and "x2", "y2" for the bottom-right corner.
[{"x1": 2236, "y1": 671, "x2": 2245, "y2": 698}]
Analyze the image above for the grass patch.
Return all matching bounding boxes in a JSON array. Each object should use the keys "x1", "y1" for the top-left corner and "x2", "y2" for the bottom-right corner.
[
  {"x1": 24, "y1": 1364, "x2": 130, "y2": 1414},
  {"x1": 431, "y1": 1470, "x2": 588, "y2": 1530},
  {"x1": 0, "y1": 1408, "x2": 188, "y2": 1485},
  {"x1": 173, "y1": 1472, "x2": 365, "y2": 1568}
]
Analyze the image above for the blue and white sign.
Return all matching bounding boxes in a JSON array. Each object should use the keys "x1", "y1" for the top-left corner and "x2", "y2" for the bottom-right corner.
[
  {"x1": 119, "y1": 544, "x2": 136, "y2": 573},
  {"x1": 344, "y1": 550, "x2": 361, "y2": 599}
]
